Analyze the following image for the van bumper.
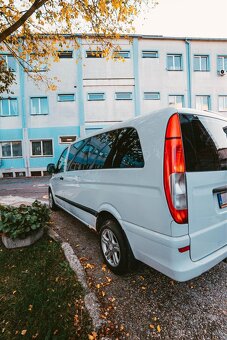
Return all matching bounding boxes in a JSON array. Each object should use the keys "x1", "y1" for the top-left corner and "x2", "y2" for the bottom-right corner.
[{"x1": 122, "y1": 221, "x2": 227, "y2": 282}]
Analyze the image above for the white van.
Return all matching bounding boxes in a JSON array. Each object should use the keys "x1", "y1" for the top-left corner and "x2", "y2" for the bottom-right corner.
[{"x1": 48, "y1": 108, "x2": 227, "y2": 281}]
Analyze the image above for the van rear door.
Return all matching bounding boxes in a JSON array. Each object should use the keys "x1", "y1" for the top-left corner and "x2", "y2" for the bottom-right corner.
[{"x1": 180, "y1": 113, "x2": 227, "y2": 261}]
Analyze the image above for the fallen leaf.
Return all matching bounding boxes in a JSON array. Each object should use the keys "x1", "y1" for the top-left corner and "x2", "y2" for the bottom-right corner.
[
  {"x1": 101, "y1": 264, "x2": 107, "y2": 272},
  {"x1": 157, "y1": 325, "x2": 161, "y2": 332},
  {"x1": 28, "y1": 304, "x2": 33, "y2": 311},
  {"x1": 88, "y1": 331, "x2": 97, "y2": 339},
  {"x1": 21, "y1": 330, "x2": 27, "y2": 336},
  {"x1": 149, "y1": 324, "x2": 154, "y2": 329}
]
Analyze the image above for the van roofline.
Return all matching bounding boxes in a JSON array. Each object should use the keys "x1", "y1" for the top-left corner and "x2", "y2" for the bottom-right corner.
[{"x1": 75, "y1": 107, "x2": 227, "y2": 143}]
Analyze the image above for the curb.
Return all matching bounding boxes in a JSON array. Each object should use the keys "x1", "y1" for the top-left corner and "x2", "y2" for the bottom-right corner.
[{"x1": 48, "y1": 228, "x2": 105, "y2": 330}]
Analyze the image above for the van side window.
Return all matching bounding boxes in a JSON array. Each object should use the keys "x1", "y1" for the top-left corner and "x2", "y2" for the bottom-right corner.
[
  {"x1": 67, "y1": 140, "x2": 89, "y2": 170},
  {"x1": 56, "y1": 147, "x2": 68, "y2": 173},
  {"x1": 88, "y1": 128, "x2": 144, "y2": 169},
  {"x1": 88, "y1": 131, "x2": 119, "y2": 169},
  {"x1": 112, "y1": 128, "x2": 144, "y2": 168}
]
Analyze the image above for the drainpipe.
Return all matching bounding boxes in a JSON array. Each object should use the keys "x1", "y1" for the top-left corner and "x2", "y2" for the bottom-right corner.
[
  {"x1": 19, "y1": 53, "x2": 30, "y2": 176},
  {"x1": 185, "y1": 40, "x2": 192, "y2": 108}
]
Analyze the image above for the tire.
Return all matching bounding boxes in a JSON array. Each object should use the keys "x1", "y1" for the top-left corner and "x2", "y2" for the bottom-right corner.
[
  {"x1": 49, "y1": 189, "x2": 58, "y2": 211},
  {"x1": 99, "y1": 219, "x2": 134, "y2": 275}
]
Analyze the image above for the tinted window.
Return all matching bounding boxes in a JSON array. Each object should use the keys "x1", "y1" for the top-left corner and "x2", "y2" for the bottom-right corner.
[
  {"x1": 56, "y1": 148, "x2": 68, "y2": 173},
  {"x1": 180, "y1": 114, "x2": 227, "y2": 171},
  {"x1": 67, "y1": 140, "x2": 90, "y2": 171},
  {"x1": 66, "y1": 128, "x2": 144, "y2": 171},
  {"x1": 110, "y1": 128, "x2": 144, "y2": 168}
]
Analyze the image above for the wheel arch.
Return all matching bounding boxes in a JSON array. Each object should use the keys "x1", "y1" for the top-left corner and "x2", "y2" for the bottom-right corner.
[{"x1": 96, "y1": 209, "x2": 135, "y2": 257}]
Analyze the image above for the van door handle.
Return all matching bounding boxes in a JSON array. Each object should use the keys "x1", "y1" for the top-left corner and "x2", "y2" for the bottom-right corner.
[{"x1": 60, "y1": 176, "x2": 64, "y2": 180}]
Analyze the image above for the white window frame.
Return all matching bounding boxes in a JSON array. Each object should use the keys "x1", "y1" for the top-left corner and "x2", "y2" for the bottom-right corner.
[
  {"x1": 142, "y1": 51, "x2": 158, "y2": 58},
  {"x1": 194, "y1": 55, "x2": 209, "y2": 71},
  {"x1": 59, "y1": 135, "x2": 77, "y2": 144},
  {"x1": 167, "y1": 54, "x2": 183, "y2": 71},
  {"x1": 30, "y1": 139, "x2": 53, "y2": 157},
  {"x1": 144, "y1": 92, "x2": 160, "y2": 100},
  {"x1": 217, "y1": 56, "x2": 227, "y2": 71},
  {"x1": 30, "y1": 97, "x2": 48, "y2": 115},
  {"x1": 168, "y1": 95, "x2": 184, "y2": 108},
  {"x1": 195, "y1": 95, "x2": 211, "y2": 111},
  {"x1": 0, "y1": 54, "x2": 16, "y2": 72},
  {"x1": 115, "y1": 92, "x2": 133, "y2": 100},
  {"x1": 57, "y1": 94, "x2": 75, "y2": 102},
  {"x1": 113, "y1": 50, "x2": 130, "y2": 59},
  {"x1": 218, "y1": 96, "x2": 227, "y2": 112},
  {"x1": 58, "y1": 51, "x2": 73, "y2": 58},
  {"x1": 87, "y1": 93, "x2": 105, "y2": 101},
  {"x1": 0, "y1": 98, "x2": 18, "y2": 116},
  {"x1": 0, "y1": 141, "x2": 22, "y2": 158},
  {"x1": 86, "y1": 51, "x2": 103, "y2": 58}
]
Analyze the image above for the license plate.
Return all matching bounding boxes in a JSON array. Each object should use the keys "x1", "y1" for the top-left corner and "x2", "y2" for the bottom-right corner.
[{"x1": 218, "y1": 191, "x2": 227, "y2": 209}]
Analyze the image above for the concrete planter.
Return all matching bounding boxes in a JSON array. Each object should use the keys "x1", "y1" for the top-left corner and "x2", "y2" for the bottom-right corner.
[{"x1": 1, "y1": 228, "x2": 44, "y2": 249}]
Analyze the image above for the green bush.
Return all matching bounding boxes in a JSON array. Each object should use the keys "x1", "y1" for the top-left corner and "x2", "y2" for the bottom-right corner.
[{"x1": 0, "y1": 200, "x2": 50, "y2": 239}]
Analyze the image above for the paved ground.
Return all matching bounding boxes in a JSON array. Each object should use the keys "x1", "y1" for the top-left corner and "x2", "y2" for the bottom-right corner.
[{"x1": 0, "y1": 177, "x2": 226, "y2": 339}]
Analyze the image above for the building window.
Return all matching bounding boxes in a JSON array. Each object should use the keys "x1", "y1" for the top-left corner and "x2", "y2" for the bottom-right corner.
[
  {"x1": 144, "y1": 92, "x2": 160, "y2": 100},
  {"x1": 114, "y1": 51, "x2": 130, "y2": 59},
  {"x1": 87, "y1": 93, "x2": 105, "y2": 101},
  {"x1": 31, "y1": 140, "x2": 53, "y2": 156},
  {"x1": 28, "y1": 54, "x2": 47, "y2": 72},
  {"x1": 142, "y1": 51, "x2": 158, "y2": 58},
  {"x1": 31, "y1": 97, "x2": 48, "y2": 115},
  {"x1": 218, "y1": 96, "x2": 227, "y2": 111},
  {"x1": 58, "y1": 94, "x2": 75, "y2": 102},
  {"x1": 59, "y1": 136, "x2": 77, "y2": 144},
  {"x1": 58, "y1": 51, "x2": 73, "y2": 58},
  {"x1": 115, "y1": 92, "x2": 133, "y2": 100},
  {"x1": 195, "y1": 95, "x2": 210, "y2": 111},
  {"x1": 217, "y1": 56, "x2": 227, "y2": 72},
  {"x1": 86, "y1": 51, "x2": 103, "y2": 58},
  {"x1": 3, "y1": 172, "x2": 13, "y2": 178},
  {"x1": 0, "y1": 98, "x2": 18, "y2": 116},
  {"x1": 0, "y1": 54, "x2": 16, "y2": 72},
  {"x1": 169, "y1": 95, "x2": 184, "y2": 108},
  {"x1": 194, "y1": 55, "x2": 209, "y2": 71},
  {"x1": 0, "y1": 141, "x2": 22, "y2": 158},
  {"x1": 167, "y1": 54, "x2": 183, "y2": 71}
]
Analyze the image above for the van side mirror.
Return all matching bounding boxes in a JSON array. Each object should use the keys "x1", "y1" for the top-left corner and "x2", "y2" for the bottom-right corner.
[{"x1": 47, "y1": 163, "x2": 56, "y2": 174}]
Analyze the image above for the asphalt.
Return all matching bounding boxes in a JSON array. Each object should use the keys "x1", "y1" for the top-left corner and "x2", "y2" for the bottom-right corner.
[{"x1": 0, "y1": 177, "x2": 226, "y2": 339}]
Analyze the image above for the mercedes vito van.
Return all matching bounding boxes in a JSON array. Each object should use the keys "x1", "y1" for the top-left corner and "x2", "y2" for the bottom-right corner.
[{"x1": 48, "y1": 108, "x2": 227, "y2": 281}]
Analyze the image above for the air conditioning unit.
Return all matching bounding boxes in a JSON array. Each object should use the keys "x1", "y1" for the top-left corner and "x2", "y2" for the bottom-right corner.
[{"x1": 218, "y1": 69, "x2": 226, "y2": 76}]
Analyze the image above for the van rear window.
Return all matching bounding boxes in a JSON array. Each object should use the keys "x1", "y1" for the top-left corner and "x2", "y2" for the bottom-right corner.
[{"x1": 180, "y1": 114, "x2": 227, "y2": 171}]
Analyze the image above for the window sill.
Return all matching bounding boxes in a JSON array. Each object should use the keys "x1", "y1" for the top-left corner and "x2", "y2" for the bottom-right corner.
[
  {"x1": 30, "y1": 113, "x2": 49, "y2": 116},
  {"x1": 1, "y1": 156, "x2": 23, "y2": 159},
  {"x1": 30, "y1": 155, "x2": 53, "y2": 158},
  {"x1": 166, "y1": 69, "x2": 183, "y2": 72},
  {"x1": 193, "y1": 70, "x2": 210, "y2": 72},
  {"x1": 0, "y1": 115, "x2": 19, "y2": 117}
]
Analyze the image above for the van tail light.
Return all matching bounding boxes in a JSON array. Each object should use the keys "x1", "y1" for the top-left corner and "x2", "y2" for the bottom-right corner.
[{"x1": 164, "y1": 113, "x2": 188, "y2": 224}]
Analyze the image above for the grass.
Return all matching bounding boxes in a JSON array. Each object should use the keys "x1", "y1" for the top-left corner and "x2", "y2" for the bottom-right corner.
[{"x1": 0, "y1": 233, "x2": 93, "y2": 340}]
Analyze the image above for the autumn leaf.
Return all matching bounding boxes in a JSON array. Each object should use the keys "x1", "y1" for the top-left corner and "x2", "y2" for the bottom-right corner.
[
  {"x1": 88, "y1": 331, "x2": 97, "y2": 339},
  {"x1": 21, "y1": 330, "x2": 27, "y2": 336},
  {"x1": 149, "y1": 324, "x2": 154, "y2": 329},
  {"x1": 157, "y1": 325, "x2": 161, "y2": 332}
]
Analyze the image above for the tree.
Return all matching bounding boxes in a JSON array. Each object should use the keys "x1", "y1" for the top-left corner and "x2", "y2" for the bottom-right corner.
[{"x1": 0, "y1": 0, "x2": 157, "y2": 93}]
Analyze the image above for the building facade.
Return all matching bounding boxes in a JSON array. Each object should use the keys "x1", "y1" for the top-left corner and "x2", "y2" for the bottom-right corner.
[{"x1": 0, "y1": 35, "x2": 227, "y2": 177}]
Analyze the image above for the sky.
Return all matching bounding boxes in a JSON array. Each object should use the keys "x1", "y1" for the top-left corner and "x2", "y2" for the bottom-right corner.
[{"x1": 135, "y1": 0, "x2": 227, "y2": 38}]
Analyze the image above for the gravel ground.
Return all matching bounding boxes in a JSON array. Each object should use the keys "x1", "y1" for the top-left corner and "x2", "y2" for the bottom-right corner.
[{"x1": 51, "y1": 209, "x2": 227, "y2": 340}]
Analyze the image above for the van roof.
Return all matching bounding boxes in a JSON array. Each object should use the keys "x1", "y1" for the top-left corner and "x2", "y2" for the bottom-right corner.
[{"x1": 77, "y1": 107, "x2": 227, "y2": 142}]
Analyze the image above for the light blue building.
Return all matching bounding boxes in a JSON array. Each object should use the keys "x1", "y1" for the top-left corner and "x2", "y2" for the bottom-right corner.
[{"x1": 0, "y1": 35, "x2": 227, "y2": 177}]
